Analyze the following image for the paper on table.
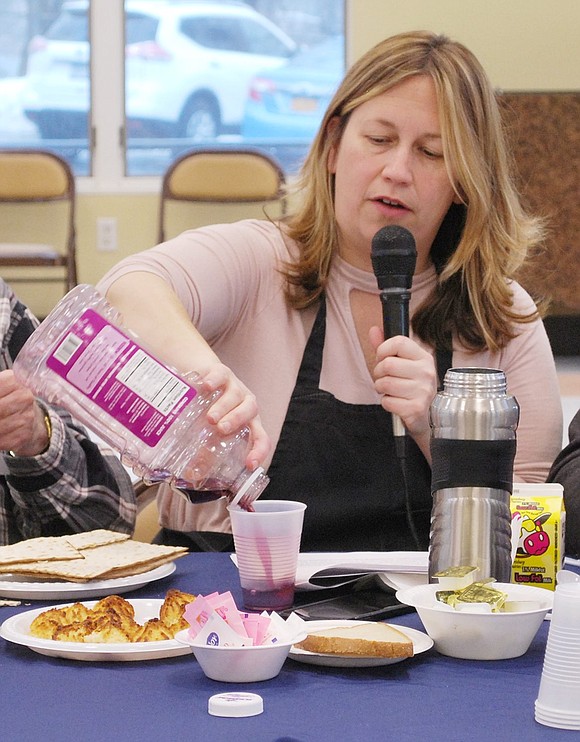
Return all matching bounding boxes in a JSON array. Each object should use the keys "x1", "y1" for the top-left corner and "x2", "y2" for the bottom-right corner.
[
  {"x1": 378, "y1": 571, "x2": 428, "y2": 591},
  {"x1": 231, "y1": 551, "x2": 428, "y2": 591},
  {"x1": 295, "y1": 552, "x2": 429, "y2": 590}
]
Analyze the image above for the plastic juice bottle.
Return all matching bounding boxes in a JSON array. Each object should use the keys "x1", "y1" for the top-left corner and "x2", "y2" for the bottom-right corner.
[{"x1": 13, "y1": 284, "x2": 268, "y2": 509}]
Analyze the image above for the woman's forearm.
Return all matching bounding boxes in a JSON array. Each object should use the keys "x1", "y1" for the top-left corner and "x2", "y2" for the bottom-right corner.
[
  {"x1": 103, "y1": 272, "x2": 219, "y2": 376},
  {"x1": 103, "y1": 272, "x2": 271, "y2": 467}
]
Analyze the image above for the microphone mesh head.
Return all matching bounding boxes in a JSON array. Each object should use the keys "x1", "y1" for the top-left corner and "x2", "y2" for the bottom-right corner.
[{"x1": 371, "y1": 226, "x2": 417, "y2": 290}]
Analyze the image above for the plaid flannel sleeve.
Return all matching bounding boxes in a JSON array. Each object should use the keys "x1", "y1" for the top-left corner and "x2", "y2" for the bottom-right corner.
[{"x1": 0, "y1": 281, "x2": 136, "y2": 544}]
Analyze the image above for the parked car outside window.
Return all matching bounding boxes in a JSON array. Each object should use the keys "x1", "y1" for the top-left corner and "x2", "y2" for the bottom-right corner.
[
  {"x1": 22, "y1": 0, "x2": 296, "y2": 143},
  {"x1": 241, "y1": 34, "x2": 345, "y2": 173}
]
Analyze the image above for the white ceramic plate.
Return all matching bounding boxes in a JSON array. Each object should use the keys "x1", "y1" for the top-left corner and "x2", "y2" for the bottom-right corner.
[
  {"x1": 0, "y1": 562, "x2": 175, "y2": 601},
  {"x1": 288, "y1": 620, "x2": 433, "y2": 668},
  {"x1": 0, "y1": 598, "x2": 192, "y2": 661}
]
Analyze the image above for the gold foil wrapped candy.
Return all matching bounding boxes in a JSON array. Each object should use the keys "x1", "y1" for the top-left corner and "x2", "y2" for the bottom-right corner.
[
  {"x1": 433, "y1": 566, "x2": 478, "y2": 590},
  {"x1": 436, "y1": 580, "x2": 508, "y2": 613}
]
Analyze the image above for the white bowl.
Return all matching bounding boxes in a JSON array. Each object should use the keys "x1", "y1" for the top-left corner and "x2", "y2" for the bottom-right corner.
[
  {"x1": 396, "y1": 582, "x2": 553, "y2": 660},
  {"x1": 175, "y1": 630, "x2": 299, "y2": 682}
]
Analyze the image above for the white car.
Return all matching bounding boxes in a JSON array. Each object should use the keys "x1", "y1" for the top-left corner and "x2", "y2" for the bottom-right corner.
[{"x1": 22, "y1": 0, "x2": 296, "y2": 142}]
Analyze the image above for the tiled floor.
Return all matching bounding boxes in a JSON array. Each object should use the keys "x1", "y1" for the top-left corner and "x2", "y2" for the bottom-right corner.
[{"x1": 556, "y1": 356, "x2": 580, "y2": 444}]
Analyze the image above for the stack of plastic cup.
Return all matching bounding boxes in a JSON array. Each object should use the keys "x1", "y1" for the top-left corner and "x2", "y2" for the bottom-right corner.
[{"x1": 535, "y1": 582, "x2": 580, "y2": 730}]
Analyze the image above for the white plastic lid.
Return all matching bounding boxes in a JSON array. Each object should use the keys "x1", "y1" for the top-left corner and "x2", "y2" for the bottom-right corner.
[
  {"x1": 208, "y1": 692, "x2": 264, "y2": 718},
  {"x1": 229, "y1": 466, "x2": 268, "y2": 508}
]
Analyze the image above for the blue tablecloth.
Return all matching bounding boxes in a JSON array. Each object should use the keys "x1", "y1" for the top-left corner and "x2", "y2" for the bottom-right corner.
[{"x1": 0, "y1": 553, "x2": 573, "y2": 742}]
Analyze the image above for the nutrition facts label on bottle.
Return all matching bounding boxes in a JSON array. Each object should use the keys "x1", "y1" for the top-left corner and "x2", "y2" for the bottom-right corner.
[
  {"x1": 116, "y1": 349, "x2": 191, "y2": 415},
  {"x1": 47, "y1": 309, "x2": 198, "y2": 446}
]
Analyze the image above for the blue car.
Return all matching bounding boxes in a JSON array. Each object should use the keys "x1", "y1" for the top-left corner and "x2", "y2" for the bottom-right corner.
[{"x1": 241, "y1": 35, "x2": 345, "y2": 172}]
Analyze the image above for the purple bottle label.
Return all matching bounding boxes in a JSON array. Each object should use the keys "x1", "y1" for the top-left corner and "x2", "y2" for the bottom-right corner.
[{"x1": 46, "y1": 309, "x2": 197, "y2": 447}]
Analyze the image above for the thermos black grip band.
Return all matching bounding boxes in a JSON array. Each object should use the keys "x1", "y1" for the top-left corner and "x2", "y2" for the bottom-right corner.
[{"x1": 430, "y1": 438, "x2": 516, "y2": 493}]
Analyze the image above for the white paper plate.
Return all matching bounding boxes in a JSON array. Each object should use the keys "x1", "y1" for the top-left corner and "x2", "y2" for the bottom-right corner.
[
  {"x1": 0, "y1": 598, "x2": 192, "y2": 661},
  {"x1": 288, "y1": 620, "x2": 433, "y2": 668},
  {"x1": 0, "y1": 562, "x2": 175, "y2": 601}
]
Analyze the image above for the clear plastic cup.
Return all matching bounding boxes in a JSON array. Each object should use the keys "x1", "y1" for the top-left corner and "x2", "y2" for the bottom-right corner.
[
  {"x1": 535, "y1": 702, "x2": 580, "y2": 731},
  {"x1": 543, "y1": 654, "x2": 580, "y2": 668},
  {"x1": 549, "y1": 582, "x2": 580, "y2": 629},
  {"x1": 543, "y1": 643, "x2": 580, "y2": 659},
  {"x1": 228, "y1": 500, "x2": 306, "y2": 611},
  {"x1": 535, "y1": 582, "x2": 580, "y2": 729}
]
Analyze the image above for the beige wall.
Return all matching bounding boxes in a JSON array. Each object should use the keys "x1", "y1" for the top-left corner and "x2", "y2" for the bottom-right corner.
[
  {"x1": 15, "y1": 0, "x2": 580, "y2": 317},
  {"x1": 348, "y1": 0, "x2": 579, "y2": 90},
  {"x1": 79, "y1": 193, "x2": 160, "y2": 283}
]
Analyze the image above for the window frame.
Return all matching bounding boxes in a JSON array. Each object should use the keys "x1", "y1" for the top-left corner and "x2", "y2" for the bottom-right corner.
[{"x1": 81, "y1": 1, "x2": 348, "y2": 195}]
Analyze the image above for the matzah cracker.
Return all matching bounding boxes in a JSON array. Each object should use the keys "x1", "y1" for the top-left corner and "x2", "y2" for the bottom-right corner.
[
  {"x1": 65, "y1": 529, "x2": 130, "y2": 550},
  {"x1": 0, "y1": 536, "x2": 81, "y2": 565},
  {"x1": 97, "y1": 555, "x2": 186, "y2": 580},
  {"x1": 0, "y1": 540, "x2": 187, "y2": 582}
]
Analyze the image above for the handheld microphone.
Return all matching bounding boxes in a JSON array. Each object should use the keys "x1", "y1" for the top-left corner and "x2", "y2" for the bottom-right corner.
[{"x1": 371, "y1": 225, "x2": 417, "y2": 440}]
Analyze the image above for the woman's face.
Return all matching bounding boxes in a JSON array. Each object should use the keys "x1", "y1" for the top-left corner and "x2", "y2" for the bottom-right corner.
[{"x1": 328, "y1": 74, "x2": 459, "y2": 274}]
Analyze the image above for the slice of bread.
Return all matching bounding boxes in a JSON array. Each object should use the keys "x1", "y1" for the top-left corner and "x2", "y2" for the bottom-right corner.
[{"x1": 295, "y1": 622, "x2": 413, "y2": 658}]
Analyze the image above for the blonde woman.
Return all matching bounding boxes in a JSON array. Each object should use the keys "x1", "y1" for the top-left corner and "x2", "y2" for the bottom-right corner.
[{"x1": 98, "y1": 31, "x2": 562, "y2": 551}]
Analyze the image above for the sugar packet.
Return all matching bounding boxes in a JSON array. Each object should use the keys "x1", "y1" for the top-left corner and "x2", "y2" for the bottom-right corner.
[
  {"x1": 183, "y1": 592, "x2": 303, "y2": 646},
  {"x1": 184, "y1": 595, "x2": 252, "y2": 647}
]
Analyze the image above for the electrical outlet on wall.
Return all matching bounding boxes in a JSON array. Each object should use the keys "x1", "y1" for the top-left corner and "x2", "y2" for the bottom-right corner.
[{"x1": 97, "y1": 217, "x2": 118, "y2": 251}]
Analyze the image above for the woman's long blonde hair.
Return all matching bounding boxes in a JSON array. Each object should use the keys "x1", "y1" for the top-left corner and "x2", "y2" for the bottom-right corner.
[{"x1": 283, "y1": 31, "x2": 545, "y2": 351}]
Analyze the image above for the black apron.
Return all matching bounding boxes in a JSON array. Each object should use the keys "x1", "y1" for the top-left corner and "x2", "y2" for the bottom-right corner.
[
  {"x1": 262, "y1": 297, "x2": 452, "y2": 552},
  {"x1": 158, "y1": 296, "x2": 451, "y2": 552}
]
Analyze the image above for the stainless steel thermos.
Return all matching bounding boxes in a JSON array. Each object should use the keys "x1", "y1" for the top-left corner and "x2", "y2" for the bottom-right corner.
[{"x1": 428, "y1": 368, "x2": 520, "y2": 583}]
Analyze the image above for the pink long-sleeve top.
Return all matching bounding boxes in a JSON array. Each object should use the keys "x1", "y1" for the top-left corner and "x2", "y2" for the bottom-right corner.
[{"x1": 97, "y1": 219, "x2": 563, "y2": 534}]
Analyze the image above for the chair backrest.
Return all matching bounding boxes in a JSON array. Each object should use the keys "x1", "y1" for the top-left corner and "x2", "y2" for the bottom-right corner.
[
  {"x1": 158, "y1": 148, "x2": 286, "y2": 242},
  {"x1": 0, "y1": 149, "x2": 78, "y2": 313}
]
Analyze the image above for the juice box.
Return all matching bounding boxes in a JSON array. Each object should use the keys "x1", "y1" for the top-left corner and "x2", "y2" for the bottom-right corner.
[{"x1": 511, "y1": 483, "x2": 565, "y2": 591}]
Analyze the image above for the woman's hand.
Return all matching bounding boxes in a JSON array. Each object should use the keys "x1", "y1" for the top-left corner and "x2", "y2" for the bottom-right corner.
[
  {"x1": 200, "y1": 363, "x2": 272, "y2": 471},
  {"x1": 369, "y1": 328, "x2": 438, "y2": 457},
  {"x1": 0, "y1": 370, "x2": 50, "y2": 456}
]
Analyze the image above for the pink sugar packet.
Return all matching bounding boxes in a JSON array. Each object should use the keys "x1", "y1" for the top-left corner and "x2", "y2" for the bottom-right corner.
[
  {"x1": 239, "y1": 612, "x2": 271, "y2": 646},
  {"x1": 194, "y1": 611, "x2": 253, "y2": 647},
  {"x1": 184, "y1": 595, "x2": 252, "y2": 646},
  {"x1": 202, "y1": 591, "x2": 220, "y2": 602},
  {"x1": 206, "y1": 591, "x2": 248, "y2": 637},
  {"x1": 183, "y1": 593, "x2": 303, "y2": 647},
  {"x1": 183, "y1": 595, "x2": 215, "y2": 638}
]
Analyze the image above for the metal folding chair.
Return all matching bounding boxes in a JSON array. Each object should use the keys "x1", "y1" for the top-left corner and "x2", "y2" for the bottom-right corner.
[
  {"x1": 0, "y1": 149, "x2": 78, "y2": 300},
  {"x1": 158, "y1": 148, "x2": 286, "y2": 242}
]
